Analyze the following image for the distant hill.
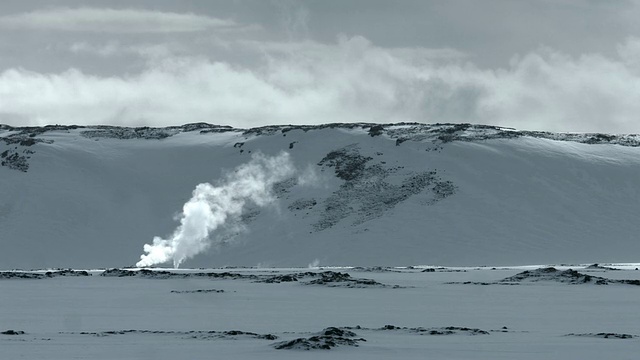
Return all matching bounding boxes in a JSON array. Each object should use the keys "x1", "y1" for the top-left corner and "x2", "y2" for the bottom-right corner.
[{"x1": 2, "y1": 122, "x2": 639, "y2": 269}]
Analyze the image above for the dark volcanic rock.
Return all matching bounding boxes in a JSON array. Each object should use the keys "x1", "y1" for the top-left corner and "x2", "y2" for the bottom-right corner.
[
  {"x1": 2, "y1": 330, "x2": 25, "y2": 335},
  {"x1": 0, "y1": 269, "x2": 90, "y2": 279},
  {"x1": 377, "y1": 325, "x2": 489, "y2": 336},
  {"x1": 80, "y1": 126, "x2": 178, "y2": 140},
  {"x1": 45, "y1": 269, "x2": 90, "y2": 277},
  {"x1": 100, "y1": 268, "x2": 257, "y2": 280},
  {"x1": 566, "y1": 333, "x2": 636, "y2": 339},
  {"x1": 500, "y1": 267, "x2": 609, "y2": 285},
  {"x1": 0, "y1": 271, "x2": 45, "y2": 279},
  {"x1": 69, "y1": 329, "x2": 277, "y2": 340},
  {"x1": 304, "y1": 271, "x2": 393, "y2": 288},
  {"x1": 260, "y1": 274, "x2": 299, "y2": 283},
  {"x1": 585, "y1": 263, "x2": 619, "y2": 271},
  {"x1": 254, "y1": 271, "x2": 401, "y2": 288},
  {"x1": 314, "y1": 145, "x2": 454, "y2": 231},
  {"x1": 170, "y1": 289, "x2": 225, "y2": 294},
  {"x1": 100, "y1": 268, "x2": 139, "y2": 277},
  {"x1": 318, "y1": 146, "x2": 372, "y2": 181},
  {"x1": 273, "y1": 327, "x2": 365, "y2": 350},
  {"x1": 0, "y1": 149, "x2": 30, "y2": 172},
  {"x1": 451, "y1": 267, "x2": 640, "y2": 286}
]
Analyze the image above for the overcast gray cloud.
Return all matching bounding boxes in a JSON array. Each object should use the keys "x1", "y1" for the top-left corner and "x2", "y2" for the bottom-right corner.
[
  {"x1": 1, "y1": 1, "x2": 640, "y2": 133},
  {"x1": 0, "y1": 7, "x2": 246, "y2": 33}
]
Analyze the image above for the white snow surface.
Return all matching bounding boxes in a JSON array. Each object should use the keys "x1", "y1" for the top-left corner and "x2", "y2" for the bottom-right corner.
[
  {"x1": 1, "y1": 267, "x2": 640, "y2": 359},
  {"x1": 1, "y1": 123, "x2": 640, "y2": 269}
]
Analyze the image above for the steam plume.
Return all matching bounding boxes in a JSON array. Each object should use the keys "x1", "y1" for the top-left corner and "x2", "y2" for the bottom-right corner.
[{"x1": 136, "y1": 152, "x2": 295, "y2": 268}]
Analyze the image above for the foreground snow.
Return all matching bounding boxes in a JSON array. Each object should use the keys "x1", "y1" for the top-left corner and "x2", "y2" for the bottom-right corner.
[{"x1": 1, "y1": 265, "x2": 639, "y2": 359}]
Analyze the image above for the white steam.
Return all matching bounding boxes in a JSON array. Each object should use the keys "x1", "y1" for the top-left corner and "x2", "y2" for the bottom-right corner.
[{"x1": 136, "y1": 152, "x2": 295, "y2": 268}]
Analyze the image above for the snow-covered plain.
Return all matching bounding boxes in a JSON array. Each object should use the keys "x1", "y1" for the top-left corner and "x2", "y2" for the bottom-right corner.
[{"x1": 1, "y1": 266, "x2": 640, "y2": 359}]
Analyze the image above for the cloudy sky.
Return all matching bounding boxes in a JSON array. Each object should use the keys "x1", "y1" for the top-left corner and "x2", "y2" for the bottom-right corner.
[{"x1": 2, "y1": 0, "x2": 640, "y2": 132}]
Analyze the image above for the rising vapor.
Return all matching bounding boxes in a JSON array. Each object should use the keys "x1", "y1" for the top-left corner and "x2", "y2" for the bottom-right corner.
[{"x1": 136, "y1": 152, "x2": 295, "y2": 268}]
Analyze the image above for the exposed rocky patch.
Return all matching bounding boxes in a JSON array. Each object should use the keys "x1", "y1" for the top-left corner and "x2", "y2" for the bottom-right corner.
[
  {"x1": 238, "y1": 122, "x2": 640, "y2": 147},
  {"x1": 501, "y1": 268, "x2": 609, "y2": 285},
  {"x1": 585, "y1": 263, "x2": 620, "y2": 271},
  {"x1": 1, "y1": 330, "x2": 25, "y2": 335},
  {"x1": 565, "y1": 333, "x2": 636, "y2": 339},
  {"x1": 257, "y1": 271, "x2": 402, "y2": 288},
  {"x1": 175, "y1": 123, "x2": 235, "y2": 133},
  {"x1": 500, "y1": 267, "x2": 602, "y2": 284},
  {"x1": 0, "y1": 130, "x2": 53, "y2": 172},
  {"x1": 0, "y1": 269, "x2": 90, "y2": 279},
  {"x1": 98, "y1": 269, "x2": 399, "y2": 288},
  {"x1": 259, "y1": 273, "x2": 303, "y2": 283},
  {"x1": 318, "y1": 145, "x2": 373, "y2": 181},
  {"x1": 313, "y1": 145, "x2": 455, "y2": 231},
  {"x1": 4, "y1": 121, "x2": 637, "y2": 176},
  {"x1": 100, "y1": 268, "x2": 257, "y2": 280},
  {"x1": 368, "y1": 124, "x2": 385, "y2": 137},
  {"x1": 382, "y1": 123, "x2": 640, "y2": 147},
  {"x1": 351, "y1": 266, "x2": 404, "y2": 273},
  {"x1": 272, "y1": 177, "x2": 298, "y2": 197},
  {"x1": 243, "y1": 122, "x2": 373, "y2": 136},
  {"x1": 80, "y1": 126, "x2": 178, "y2": 140},
  {"x1": 4, "y1": 122, "x2": 640, "y2": 146},
  {"x1": 170, "y1": 289, "x2": 225, "y2": 294},
  {"x1": 67, "y1": 329, "x2": 276, "y2": 340},
  {"x1": 0, "y1": 271, "x2": 44, "y2": 279},
  {"x1": 288, "y1": 198, "x2": 317, "y2": 212},
  {"x1": 1, "y1": 149, "x2": 30, "y2": 172},
  {"x1": 449, "y1": 267, "x2": 640, "y2": 286},
  {"x1": 239, "y1": 207, "x2": 260, "y2": 224},
  {"x1": 376, "y1": 325, "x2": 489, "y2": 336},
  {"x1": 303, "y1": 271, "x2": 400, "y2": 288},
  {"x1": 273, "y1": 327, "x2": 365, "y2": 350}
]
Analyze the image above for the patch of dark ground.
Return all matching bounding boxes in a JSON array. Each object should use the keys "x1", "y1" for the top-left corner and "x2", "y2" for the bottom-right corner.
[
  {"x1": 272, "y1": 177, "x2": 298, "y2": 197},
  {"x1": 239, "y1": 207, "x2": 260, "y2": 224},
  {"x1": 371, "y1": 325, "x2": 490, "y2": 336},
  {"x1": 101, "y1": 269, "x2": 403, "y2": 288},
  {"x1": 351, "y1": 266, "x2": 405, "y2": 273},
  {"x1": 81, "y1": 123, "x2": 237, "y2": 139},
  {"x1": 4, "y1": 122, "x2": 640, "y2": 146},
  {"x1": 273, "y1": 327, "x2": 365, "y2": 350},
  {"x1": 259, "y1": 271, "x2": 405, "y2": 288},
  {"x1": 2, "y1": 330, "x2": 25, "y2": 335},
  {"x1": 65, "y1": 329, "x2": 277, "y2": 340},
  {"x1": 584, "y1": 263, "x2": 620, "y2": 271},
  {"x1": 421, "y1": 267, "x2": 468, "y2": 273},
  {"x1": 241, "y1": 122, "x2": 640, "y2": 148},
  {"x1": 0, "y1": 269, "x2": 90, "y2": 279},
  {"x1": 565, "y1": 333, "x2": 636, "y2": 339},
  {"x1": 100, "y1": 268, "x2": 257, "y2": 280},
  {"x1": 0, "y1": 130, "x2": 53, "y2": 172},
  {"x1": 448, "y1": 267, "x2": 640, "y2": 286},
  {"x1": 288, "y1": 198, "x2": 317, "y2": 212},
  {"x1": 1, "y1": 148, "x2": 30, "y2": 172},
  {"x1": 313, "y1": 145, "x2": 455, "y2": 231},
  {"x1": 80, "y1": 127, "x2": 179, "y2": 140},
  {"x1": 170, "y1": 289, "x2": 225, "y2": 294},
  {"x1": 304, "y1": 271, "x2": 402, "y2": 288}
]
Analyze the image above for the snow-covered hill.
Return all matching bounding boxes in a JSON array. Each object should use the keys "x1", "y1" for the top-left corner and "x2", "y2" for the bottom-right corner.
[{"x1": 2, "y1": 123, "x2": 639, "y2": 269}]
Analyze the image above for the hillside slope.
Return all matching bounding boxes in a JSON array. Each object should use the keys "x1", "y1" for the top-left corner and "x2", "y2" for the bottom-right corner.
[{"x1": 1, "y1": 123, "x2": 639, "y2": 269}]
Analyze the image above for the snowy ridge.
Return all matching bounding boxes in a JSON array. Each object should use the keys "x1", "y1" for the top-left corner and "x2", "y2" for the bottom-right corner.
[{"x1": 2, "y1": 122, "x2": 640, "y2": 269}]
